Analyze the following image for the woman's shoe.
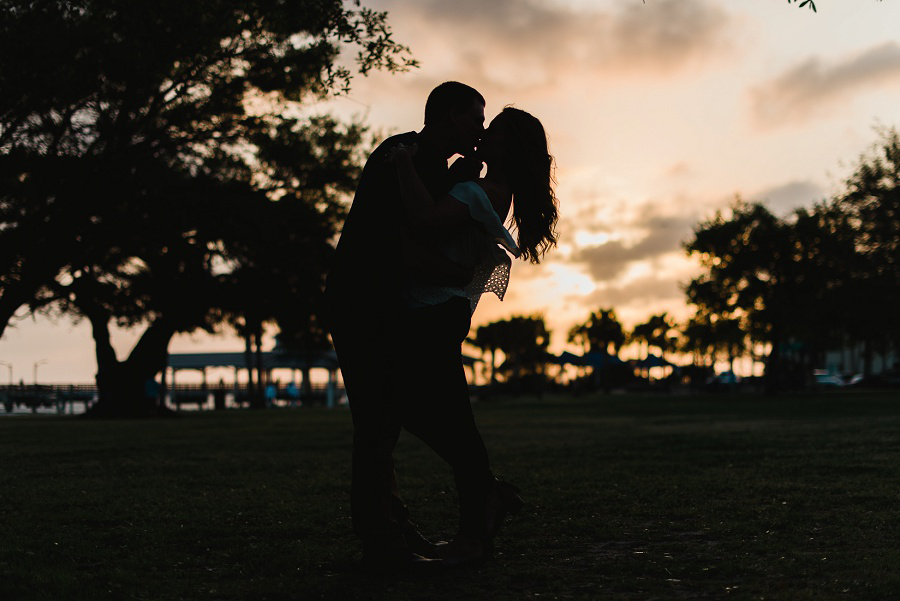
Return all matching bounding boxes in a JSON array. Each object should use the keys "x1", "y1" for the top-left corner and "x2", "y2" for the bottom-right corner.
[{"x1": 486, "y1": 478, "x2": 524, "y2": 539}]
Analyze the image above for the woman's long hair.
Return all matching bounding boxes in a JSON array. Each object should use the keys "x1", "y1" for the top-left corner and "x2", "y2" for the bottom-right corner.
[{"x1": 495, "y1": 107, "x2": 559, "y2": 263}]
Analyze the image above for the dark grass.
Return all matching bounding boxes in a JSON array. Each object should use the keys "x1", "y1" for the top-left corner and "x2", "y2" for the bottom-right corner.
[{"x1": 3, "y1": 390, "x2": 900, "y2": 600}]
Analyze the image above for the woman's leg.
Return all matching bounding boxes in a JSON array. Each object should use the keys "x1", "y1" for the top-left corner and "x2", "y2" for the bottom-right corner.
[{"x1": 403, "y1": 298, "x2": 493, "y2": 540}]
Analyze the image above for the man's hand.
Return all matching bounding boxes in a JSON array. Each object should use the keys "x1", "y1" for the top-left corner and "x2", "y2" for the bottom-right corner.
[
  {"x1": 448, "y1": 154, "x2": 484, "y2": 183},
  {"x1": 385, "y1": 142, "x2": 418, "y2": 163}
]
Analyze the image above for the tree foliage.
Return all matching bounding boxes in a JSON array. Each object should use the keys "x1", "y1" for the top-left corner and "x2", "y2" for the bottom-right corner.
[
  {"x1": 789, "y1": 0, "x2": 882, "y2": 13},
  {"x1": 630, "y1": 313, "x2": 677, "y2": 359},
  {"x1": 470, "y1": 315, "x2": 551, "y2": 392},
  {"x1": 567, "y1": 308, "x2": 625, "y2": 357},
  {"x1": 836, "y1": 127, "x2": 900, "y2": 364},
  {"x1": 679, "y1": 314, "x2": 745, "y2": 371},
  {"x1": 684, "y1": 128, "x2": 900, "y2": 387},
  {"x1": 469, "y1": 321, "x2": 506, "y2": 387},
  {"x1": 0, "y1": 0, "x2": 415, "y2": 415},
  {"x1": 790, "y1": 0, "x2": 818, "y2": 11}
]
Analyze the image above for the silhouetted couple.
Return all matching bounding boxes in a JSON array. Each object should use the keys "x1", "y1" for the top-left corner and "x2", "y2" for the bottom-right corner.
[{"x1": 325, "y1": 81, "x2": 558, "y2": 574}]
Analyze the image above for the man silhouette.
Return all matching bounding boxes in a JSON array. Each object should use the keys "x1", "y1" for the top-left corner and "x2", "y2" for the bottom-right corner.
[{"x1": 325, "y1": 82, "x2": 485, "y2": 573}]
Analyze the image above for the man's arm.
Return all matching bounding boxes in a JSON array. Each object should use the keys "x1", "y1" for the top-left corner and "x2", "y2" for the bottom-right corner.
[{"x1": 392, "y1": 144, "x2": 470, "y2": 229}]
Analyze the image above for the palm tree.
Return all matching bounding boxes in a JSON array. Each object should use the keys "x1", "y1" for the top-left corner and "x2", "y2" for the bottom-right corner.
[
  {"x1": 588, "y1": 309, "x2": 626, "y2": 357},
  {"x1": 494, "y1": 316, "x2": 551, "y2": 383},
  {"x1": 651, "y1": 313, "x2": 678, "y2": 359},
  {"x1": 473, "y1": 315, "x2": 551, "y2": 394},
  {"x1": 469, "y1": 321, "x2": 506, "y2": 387},
  {"x1": 567, "y1": 308, "x2": 626, "y2": 392},
  {"x1": 567, "y1": 323, "x2": 590, "y2": 354},
  {"x1": 629, "y1": 321, "x2": 654, "y2": 360},
  {"x1": 567, "y1": 308, "x2": 625, "y2": 356},
  {"x1": 631, "y1": 313, "x2": 676, "y2": 359}
]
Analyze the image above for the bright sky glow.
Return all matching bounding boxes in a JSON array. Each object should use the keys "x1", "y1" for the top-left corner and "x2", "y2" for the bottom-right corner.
[{"x1": 5, "y1": 0, "x2": 900, "y2": 382}]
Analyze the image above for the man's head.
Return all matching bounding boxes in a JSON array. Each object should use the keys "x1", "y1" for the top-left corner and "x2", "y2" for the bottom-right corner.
[{"x1": 423, "y1": 81, "x2": 485, "y2": 157}]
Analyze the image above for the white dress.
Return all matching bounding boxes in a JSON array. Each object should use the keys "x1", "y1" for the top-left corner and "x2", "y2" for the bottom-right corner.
[{"x1": 406, "y1": 181, "x2": 521, "y2": 313}]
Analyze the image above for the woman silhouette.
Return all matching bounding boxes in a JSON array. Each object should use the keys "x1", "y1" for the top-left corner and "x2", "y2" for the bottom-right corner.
[{"x1": 390, "y1": 106, "x2": 559, "y2": 566}]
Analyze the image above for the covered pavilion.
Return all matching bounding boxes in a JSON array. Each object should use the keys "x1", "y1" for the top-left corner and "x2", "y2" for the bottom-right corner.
[{"x1": 165, "y1": 350, "x2": 341, "y2": 407}]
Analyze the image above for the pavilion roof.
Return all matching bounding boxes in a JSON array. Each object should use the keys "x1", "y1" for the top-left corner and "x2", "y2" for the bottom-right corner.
[{"x1": 167, "y1": 350, "x2": 339, "y2": 371}]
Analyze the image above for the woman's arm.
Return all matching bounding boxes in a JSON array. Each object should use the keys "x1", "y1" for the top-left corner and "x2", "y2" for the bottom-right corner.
[
  {"x1": 478, "y1": 178, "x2": 512, "y2": 224},
  {"x1": 392, "y1": 144, "x2": 470, "y2": 229}
]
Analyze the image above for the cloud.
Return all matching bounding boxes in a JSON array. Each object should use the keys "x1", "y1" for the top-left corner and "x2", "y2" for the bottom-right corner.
[
  {"x1": 371, "y1": 0, "x2": 734, "y2": 92},
  {"x1": 567, "y1": 203, "x2": 701, "y2": 282},
  {"x1": 750, "y1": 42, "x2": 900, "y2": 127},
  {"x1": 576, "y1": 275, "x2": 685, "y2": 317},
  {"x1": 663, "y1": 161, "x2": 694, "y2": 179},
  {"x1": 573, "y1": 235, "x2": 674, "y2": 281},
  {"x1": 611, "y1": 0, "x2": 732, "y2": 71},
  {"x1": 749, "y1": 180, "x2": 824, "y2": 215}
]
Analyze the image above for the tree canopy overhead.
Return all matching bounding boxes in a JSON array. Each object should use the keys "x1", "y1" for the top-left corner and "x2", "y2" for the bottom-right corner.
[{"x1": 0, "y1": 0, "x2": 416, "y2": 415}]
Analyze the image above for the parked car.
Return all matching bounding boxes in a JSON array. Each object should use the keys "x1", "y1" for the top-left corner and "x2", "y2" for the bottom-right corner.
[{"x1": 813, "y1": 369, "x2": 864, "y2": 388}]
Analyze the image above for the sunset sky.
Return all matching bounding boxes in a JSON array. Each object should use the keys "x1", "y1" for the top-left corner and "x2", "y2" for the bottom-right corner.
[{"x1": 4, "y1": 0, "x2": 900, "y2": 383}]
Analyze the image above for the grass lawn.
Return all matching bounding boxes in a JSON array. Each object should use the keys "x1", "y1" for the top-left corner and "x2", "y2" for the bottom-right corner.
[{"x1": 2, "y1": 390, "x2": 900, "y2": 600}]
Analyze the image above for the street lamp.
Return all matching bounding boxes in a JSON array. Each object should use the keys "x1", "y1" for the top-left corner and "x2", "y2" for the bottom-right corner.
[
  {"x1": 0, "y1": 361, "x2": 11, "y2": 385},
  {"x1": 33, "y1": 359, "x2": 48, "y2": 385}
]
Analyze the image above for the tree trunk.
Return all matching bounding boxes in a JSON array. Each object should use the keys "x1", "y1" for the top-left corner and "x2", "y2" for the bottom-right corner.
[
  {"x1": 256, "y1": 329, "x2": 265, "y2": 402},
  {"x1": 0, "y1": 272, "x2": 51, "y2": 341},
  {"x1": 85, "y1": 312, "x2": 176, "y2": 418},
  {"x1": 301, "y1": 341, "x2": 314, "y2": 398},
  {"x1": 244, "y1": 333, "x2": 258, "y2": 408},
  {"x1": 764, "y1": 331, "x2": 781, "y2": 395},
  {"x1": 301, "y1": 367, "x2": 312, "y2": 398},
  {"x1": 250, "y1": 327, "x2": 266, "y2": 409},
  {"x1": 0, "y1": 298, "x2": 18, "y2": 341},
  {"x1": 489, "y1": 347, "x2": 496, "y2": 387}
]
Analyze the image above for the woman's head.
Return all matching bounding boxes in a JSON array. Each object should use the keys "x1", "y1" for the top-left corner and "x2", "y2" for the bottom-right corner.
[{"x1": 484, "y1": 107, "x2": 559, "y2": 263}]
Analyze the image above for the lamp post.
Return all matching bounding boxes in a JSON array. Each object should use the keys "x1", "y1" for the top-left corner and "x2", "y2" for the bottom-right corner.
[
  {"x1": 0, "y1": 361, "x2": 11, "y2": 386},
  {"x1": 33, "y1": 359, "x2": 48, "y2": 385}
]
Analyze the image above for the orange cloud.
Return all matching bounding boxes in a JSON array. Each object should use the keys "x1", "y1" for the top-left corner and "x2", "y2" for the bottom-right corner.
[
  {"x1": 563, "y1": 198, "x2": 701, "y2": 282},
  {"x1": 572, "y1": 274, "x2": 686, "y2": 322}
]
